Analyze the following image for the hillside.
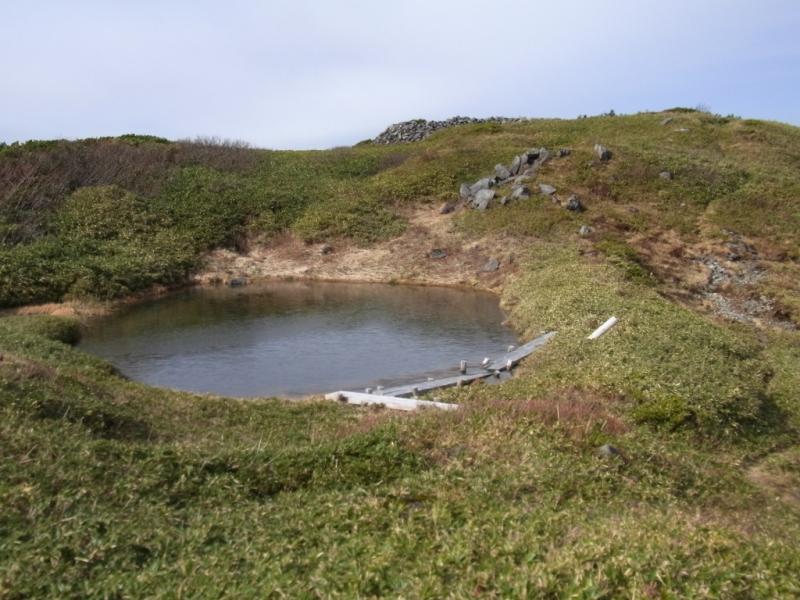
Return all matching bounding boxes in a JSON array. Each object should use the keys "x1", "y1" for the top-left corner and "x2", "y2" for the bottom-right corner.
[{"x1": 2, "y1": 110, "x2": 800, "y2": 597}]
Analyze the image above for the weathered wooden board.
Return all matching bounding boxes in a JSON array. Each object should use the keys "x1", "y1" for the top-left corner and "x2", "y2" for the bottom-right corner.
[
  {"x1": 486, "y1": 331, "x2": 556, "y2": 371},
  {"x1": 324, "y1": 391, "x2": 459, "y2": 411},
  {"x1": 326, "y1": 331, "x2": 555, "y2": 406},
  {"x1": 380, "y1": 331, "x2": 555, "y2": 398},
  {"x1": 381, "y1": 372, "x2": 491, "y2": 398}
]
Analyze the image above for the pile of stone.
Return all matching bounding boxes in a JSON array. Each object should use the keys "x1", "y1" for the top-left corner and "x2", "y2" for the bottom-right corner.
[
  {"x1": 372, "y1": 116, "x2": 527, "y2": 144},
  {"x1": 459, "y1": 147, "x2": 562, "y2": 210},
  {"x1": 457, "y1": 144, "x2": 612, "y2": 213}
]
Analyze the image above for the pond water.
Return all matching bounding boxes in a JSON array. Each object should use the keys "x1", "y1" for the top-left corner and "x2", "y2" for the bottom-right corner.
[{"x1": 80, "y1": 281, "x2": 519, "y2": 397}]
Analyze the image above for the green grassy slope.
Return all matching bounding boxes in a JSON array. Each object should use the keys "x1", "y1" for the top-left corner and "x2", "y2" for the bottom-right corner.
[{"x1": 2, "y1": 110, "x2": 800, "y2": 596}]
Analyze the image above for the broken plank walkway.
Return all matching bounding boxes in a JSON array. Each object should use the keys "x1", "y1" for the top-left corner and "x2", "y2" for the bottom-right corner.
[{"x1": 325, "y1": 331, "x2": 555, "y2": 410}]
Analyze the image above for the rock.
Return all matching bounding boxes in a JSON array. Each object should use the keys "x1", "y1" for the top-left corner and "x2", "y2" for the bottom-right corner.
[
  {"x1": 228, "y1": 278, "x2": 247, "y2": 287},
  {"x1": 659, "y1": 171, "x2": 673, "y2": 180},
  {"x1": 661, "y1": 117, "x2": 673, "y2": 126},
  {"x1": 675, "y1": 127, "x2": 690, "y2": 133},
  {"x1": 481, "y1": 258, "x2": 500, "y2": 272},
  {"x1": 510, "y1": 155, "x2": 522, "y2": 175},
  {"x1": 372, "y1": 116, "x2": 529, "y2": 144},
  {"x1": 557, "y1": 148, "x2": 571, "y2": 157},
  {"x1": 494, "y1": 164, "x2": 512, "y2": 180},
  {"x1": 535, "y1": 147, "x2": 551, "y2": 164},
  {"x1": 596, "y1": 444, "x2": 624, "y2": 460},
  {"x1": 539, "y1": 183, "x2": 556, "y2": 196},
  {"x1": 320, "y1": 243, "x2": 334, "y2": 255},
  {"x1": 469, "y1": 177, "x2": 494, "y2": 195},
  {"x1": 473, "y1": 189, "x2": 495, "y2": 210},
  {"x1": 459, "y1": 183, "x2": 471, "y2": 199},
  {"x1": 579, "y1": 225, "x2": 593, "y2": 236},
  {"x1": 429, "y1": 248, "x2": 447, "y2": 260},
  {"x1": 565, "y1": 195, "x2": 585, "y2": 212},
  {"x1": 594, "y1": 144, "x2": 612, "y2": 161},
  {"x1": 439, "y1": 202, "x2": 456, "y2": 215},
  {"x1": 514, "y1": 175, "x2": 533, "y2": 184},
  {"x1": 499, "y1": 195, "x2": 510, "y2": 206},
  {"x1": 510, "y1": 185, "x2": 530, "y2": 200}
]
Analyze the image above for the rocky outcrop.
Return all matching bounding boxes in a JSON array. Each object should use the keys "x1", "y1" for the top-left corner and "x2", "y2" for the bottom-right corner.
[
  {"x1": 454, "y1": 144, "x2": 598, "y2": 220},
  {"x1": 373, "y1": 116, "x2": 527, "y2": 144}
]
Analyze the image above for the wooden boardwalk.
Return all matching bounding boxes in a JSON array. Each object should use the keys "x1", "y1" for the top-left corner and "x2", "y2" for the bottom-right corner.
[
  {"x1": 324, "y1": 391, "x2": 459, "y2": 411},
  {"x1": 326, "y1": 331, "x2": 555, "y2": 410}
]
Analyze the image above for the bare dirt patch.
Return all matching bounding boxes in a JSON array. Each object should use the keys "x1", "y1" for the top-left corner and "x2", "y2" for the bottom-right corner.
[
  {"x1": 629, "y1": 229, "x2": 797, "y2": 329},
  {"x1": 196, "y1": 206, "x2": 525, "y2": 292}
]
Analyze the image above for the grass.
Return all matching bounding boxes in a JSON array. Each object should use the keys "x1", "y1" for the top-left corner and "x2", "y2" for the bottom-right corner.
[{"x1": 1, "y1": 110, "x2": 800, "y2": 596}]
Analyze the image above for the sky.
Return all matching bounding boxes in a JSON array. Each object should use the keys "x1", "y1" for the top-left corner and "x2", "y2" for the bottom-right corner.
[{"x1": 2, "y1": 0, "x2": 799, "y2": 149}]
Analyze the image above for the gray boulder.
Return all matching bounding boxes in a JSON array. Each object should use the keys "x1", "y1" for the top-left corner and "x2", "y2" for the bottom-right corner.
[
  {"x1": 510, "y1": 185, "x2": 530, "y2": 200},
  {"x1": 534, "y1": 147, "x2": 551, "y2": 164},
  {"x1": 521, "y1": 165, "x2": 539, "y2": 177},
  {"x1": 495, "y1": 164, "x2": 512, "y2": 180},
  {"x1": 459, "y1": 183, "x2": 472, "y2": 199},
  {"x1": 557, "y1": 148, "x2": 571, "y2": 157},
  {"x1": 565, "y1": 194, "x2": 585, "y2": 212},
  {"x1": 526, "y1": 148, "x2": 541, "y2": 161},
  {"x1": 594, "y1": 144, "x2": 612, "y2": 161},
  {"x1": 469, "y1": 177, "x2": 494, "y2": 195},
  {"x1": 579, "y1": 225, "x2": 593, "y2": 236},
  {"x1": 539, "y1": 183, "x2": 556, "y2": 196},
  {"x1": 473, "y1": 189, "x2": 495, "y2": 210},
  {"x1": 481, "y1": 258, "x2": 500, "y2": 272},
  {"x1": 499, "y1": 195, "x2": 510, "y2": 206},
  {"x1": 510, "y1": 155, "x2": 522, "y2": 175},
  {"x1": 429, "y1": 248, "x2": 447, "y2": 260},
  {"x1": 659, "y1": 171, "x2": 673, "y2": 180}
]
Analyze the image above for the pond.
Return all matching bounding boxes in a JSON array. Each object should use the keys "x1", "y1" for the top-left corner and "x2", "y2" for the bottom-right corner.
[{"x1": 80, "y1": 281, "x2": 519, "y2": 397}]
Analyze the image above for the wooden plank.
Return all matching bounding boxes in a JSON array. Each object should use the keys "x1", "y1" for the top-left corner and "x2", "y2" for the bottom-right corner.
[
  {"x1": 381, "y1": 372, "x2": 491, "y2": 398},
  {"x1": 326, "y1": 332, "x2": 556, "y2": 406},
  {"x1": 486, "y1": 331, "x2": 556, "y2": 371},
  {"x1": 324, "y1": 391, "x2": 459, "y2": 411}
]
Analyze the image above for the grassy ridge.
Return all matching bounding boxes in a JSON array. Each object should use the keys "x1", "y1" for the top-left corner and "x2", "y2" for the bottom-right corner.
[
  {"x1": 3, "y1": 110, "x2": 800, "y2": 308},
  {"x1": 2, "y1": 110, "x2": 800, "y2": 596}
]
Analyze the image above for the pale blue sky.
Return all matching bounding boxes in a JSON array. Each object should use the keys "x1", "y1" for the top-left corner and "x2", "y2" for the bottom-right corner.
[{"x1": 2, "y1": 0, "x2": 799, "y2": 148}]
